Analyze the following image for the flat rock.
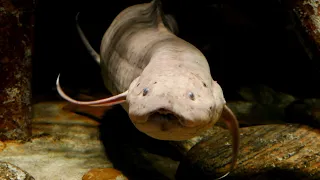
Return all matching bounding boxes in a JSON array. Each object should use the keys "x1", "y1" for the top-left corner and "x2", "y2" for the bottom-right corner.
[
  {"x1": 0, "y1": 101, "x2": 179, "y2": 180},
  {"x1": 0, "y1": 161, "x2": 35, "y2": 180},
  {"x1": 176, "y1": 124, "x2": 320, "y2": 179},
  {"x1": 0, "y1": 101, "x2": 112, "y2": 180}
]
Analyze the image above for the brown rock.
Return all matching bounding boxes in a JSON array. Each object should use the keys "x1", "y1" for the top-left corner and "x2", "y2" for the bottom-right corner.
[
  {"x1": 0, "y1": 101, "x2": 113, "y2": 180},
  {"x1": 0, "y1": 161, "x2": 35, "y2": 180},
  {"x1": 82, "y1": 168, "x2": 128, "y2": 180},
  {"x1": 176, "y1": 124, "x2": 320, "y2": 179},
  {"x1": 285, "y1": 0, "x2": 320, "y2": 69},
  {"x1": 0, "y1": 0, "x2": 34, "y2": 140}
]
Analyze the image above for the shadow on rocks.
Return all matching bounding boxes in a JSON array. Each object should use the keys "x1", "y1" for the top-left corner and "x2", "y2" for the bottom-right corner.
[{"x1": 98, "y1": 105, "x2": 183, "y2": 180}]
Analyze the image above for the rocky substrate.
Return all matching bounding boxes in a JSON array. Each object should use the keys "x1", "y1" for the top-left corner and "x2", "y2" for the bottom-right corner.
[{"x1": 1, "y1": 84, "x2": 319, "y2": 179}]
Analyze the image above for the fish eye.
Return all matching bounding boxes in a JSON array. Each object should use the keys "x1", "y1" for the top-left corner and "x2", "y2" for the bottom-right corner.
[
  {"x1": 188, "y1": 92, "x2": 195, "y2": 100},
  {"x1": 143, "y1": 88, "x2": 149, "y2": 96}
]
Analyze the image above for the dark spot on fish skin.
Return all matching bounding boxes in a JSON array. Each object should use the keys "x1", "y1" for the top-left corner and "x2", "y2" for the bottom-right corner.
[
  {"x1": 154, "y1": 81, "x2": 157, "y2": 84},
  {"x1": 210, "y1": 106, "x2": 213, "y2": 110},
  {"x1": 178, "y1": 64, "x2": 182, "y2": 68},
  {"x1": 203, "y1": 82, "x2": 207, "y2": 87},
  {"x1": 136, "y1": 83, "x2": 140, "y2": 87}
]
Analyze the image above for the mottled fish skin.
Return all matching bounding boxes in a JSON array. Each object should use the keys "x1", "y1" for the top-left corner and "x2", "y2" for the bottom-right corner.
[
  {"x1": 58, "y1": 0, "x2": 240, "y2": 178},
  {"x1": 99, "y1": 0, "x2": 179, "y2": 97}
]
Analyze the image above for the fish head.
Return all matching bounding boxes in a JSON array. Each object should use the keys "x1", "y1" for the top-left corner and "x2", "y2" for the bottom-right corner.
[{"x1": 126, "y1": 52, "x2": 226, "y2": 141}]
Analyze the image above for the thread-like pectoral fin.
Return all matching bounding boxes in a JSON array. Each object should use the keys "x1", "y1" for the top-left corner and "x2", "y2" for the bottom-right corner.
[
  {"x1": 216, "y1": 105, "x2": 240, "y2": 180},
  {"x1": 56, "y1": 74, "x2": 127, "y2": 107}
]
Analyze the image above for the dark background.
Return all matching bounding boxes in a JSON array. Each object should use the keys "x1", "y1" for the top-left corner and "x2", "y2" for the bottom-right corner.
[{"x1": 32, "y1": 0, "x2": 320, "y2": 100}]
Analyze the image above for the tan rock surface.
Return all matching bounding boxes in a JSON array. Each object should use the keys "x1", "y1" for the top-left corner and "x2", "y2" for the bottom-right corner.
[
  {"x1": 0, "y1": 101, "x2": 179, "y2": 180},
  {"x1": 176, "y1": 124, "x2": 320, "y2": 179}
]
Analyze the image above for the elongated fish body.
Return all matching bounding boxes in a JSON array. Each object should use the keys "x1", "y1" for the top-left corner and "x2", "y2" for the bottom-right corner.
[
  {"x1": 99, "y1": 1, "x2": 181, "y2": 112},
  {"x1": 97, "y1": 1, "x2": 226, "y2": 139},
  {"x1": 57, "y1": 1, "x2": 240, "y2": 178}
]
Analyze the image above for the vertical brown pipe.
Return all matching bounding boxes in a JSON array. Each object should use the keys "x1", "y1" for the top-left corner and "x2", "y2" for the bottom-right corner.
[{"x1": 0, "y1": 0, "x2": 35, "y2": 140}]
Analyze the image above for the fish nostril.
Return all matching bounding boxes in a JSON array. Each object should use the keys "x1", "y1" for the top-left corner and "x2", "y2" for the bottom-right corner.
[{"x1": 203, "y1": 82, "x2": 207, "y2": 87}]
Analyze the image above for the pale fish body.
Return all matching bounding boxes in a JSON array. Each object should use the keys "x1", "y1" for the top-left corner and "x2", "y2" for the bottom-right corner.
[{"x1": 97, "y1": 1, "x2": 227, "y2": 141}]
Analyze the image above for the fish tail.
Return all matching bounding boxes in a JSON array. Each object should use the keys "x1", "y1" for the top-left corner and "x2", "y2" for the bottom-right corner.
[{"x1": 75, "y1": 12, "x2": 101, "y2": 65}]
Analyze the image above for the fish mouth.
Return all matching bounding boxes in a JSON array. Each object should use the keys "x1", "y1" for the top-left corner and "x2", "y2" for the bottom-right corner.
[{"x1": 147, "y1": 108, "x2": 182, "y2": 130}]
